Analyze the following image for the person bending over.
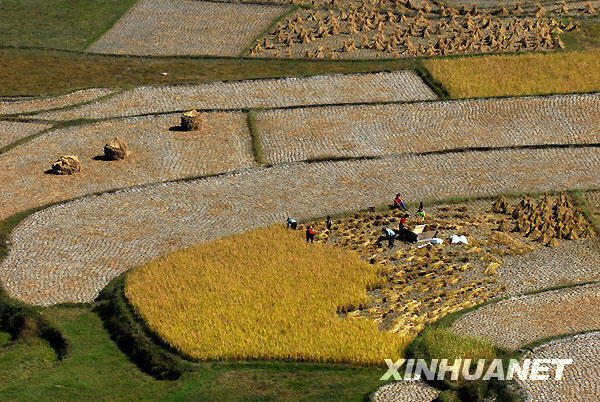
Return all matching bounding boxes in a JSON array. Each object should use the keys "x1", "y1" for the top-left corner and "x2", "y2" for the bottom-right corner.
[
  {"x1": 306, "y1": 226, "x2": 315, "y2": 243},
  {"x1": 382, "y1": 227, "x2": 396, "y2": 248}
]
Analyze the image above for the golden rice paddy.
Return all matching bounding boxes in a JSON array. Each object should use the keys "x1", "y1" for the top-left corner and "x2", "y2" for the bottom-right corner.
[{"x1": 125, "y1": 225, "x2": 409, "y2": 364}]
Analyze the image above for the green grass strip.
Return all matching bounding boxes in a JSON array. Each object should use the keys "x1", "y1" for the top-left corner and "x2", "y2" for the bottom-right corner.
[{"x1": 246, "y1": 109, "x2": 265, "y2": 165}]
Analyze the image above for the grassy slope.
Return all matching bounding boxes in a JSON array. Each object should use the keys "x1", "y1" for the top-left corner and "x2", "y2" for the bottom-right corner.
[
  {"x1": 0, "y1": 332, "x2": 57, "y2": 389},
  {"x1": 0, "y1": 0, "x2": 138, "y2": 50},
  {"x1": 0, "y1": 306, "x2": 388, "y2": 400}
]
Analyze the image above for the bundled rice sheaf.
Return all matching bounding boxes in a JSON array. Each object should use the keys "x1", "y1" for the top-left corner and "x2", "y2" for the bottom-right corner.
[
  {"x1": 104, "y1": 137, "x2": 130, "y2": 160},
  {"x1": 50, "y1": 155, "x2": 81, "y2": 175},
  {"x1": 492, "y1": 192, "x2": 596, "y2": 246},
  {"x1": 180, "y1": 110, "x2": 203, "y2": 131}
]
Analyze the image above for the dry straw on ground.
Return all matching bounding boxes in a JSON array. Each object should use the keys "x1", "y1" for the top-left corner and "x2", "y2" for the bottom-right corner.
[
  {"x1": 87, "y1": 0, "x2": 289, "y2": 56},
  {"x1": 0, "y1": 121, "x2": 51, "y2": 149},
  {"x1": 3, "y1": 147, "x2": 600, "y2": 305},
  {"x1": 517, "y1": 332, "x2": 600, "y2": 401},
  {"x1": 126, "y1": 226, "x2": 409, "y2": 364},
  {"x1": 0, "y1": 112, "x2": 254, "y2": 220},
  {"x1": 250, "y1": 0, "x2": 587, "y2": 59},
  {"x1": 257, "y1": 93, "x2": 600, "y2": 164},
  {"x1": 36, "y1": 71, "x2": 436, "y2": 121},
  {"x1": 452, "y1": 284, "x2": 600, "y2": 349},
  {"x1": 0, "y1": 88, "x2": 116, "y2": 115}
]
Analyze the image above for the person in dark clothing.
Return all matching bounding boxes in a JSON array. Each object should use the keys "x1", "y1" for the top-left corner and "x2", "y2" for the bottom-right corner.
[
  {"x1": 286, "y1": 217, "x2": 298, "y2": 230},
  {"x1": 306, "y1": 226, "x2": 315, "y2": 243},
  {"x1": 326, "y1": 216, "x2": 332, "y2": 231},
  {"x1": 393, "y1": 194, "x2": 408, "y2": 211}
]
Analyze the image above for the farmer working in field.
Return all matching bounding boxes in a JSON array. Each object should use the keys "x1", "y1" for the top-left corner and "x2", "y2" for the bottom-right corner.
[
  {"x1": 306, "y1": 226, "x2": 315, "y2": 243},
  {"x1": 382, "y1": 227, "x2": 396, "y2": 248},
  {"x1": 393, "y1": 193, "x2": 408, "y2": 211},
  {"x1": 326, "y1": 216, "x2": 332, "y2": 231},
  {"x1": 416, "y1": 202, "x2": 426, "y2": 224},
  {"x1": 399, "y1": 213, "x2": 410, "y2": 231},
  {"x1": 286, "y1": 217, "x2": 298, "y2": 230}
]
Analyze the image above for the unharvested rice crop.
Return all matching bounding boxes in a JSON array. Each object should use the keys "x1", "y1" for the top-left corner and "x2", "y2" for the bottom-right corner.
[
  {"x1": 87, "y1": 0, "x2": 289, "y2": 56},
  {"x1": 424, "y1": 50, "x2": 600, "y2": 98},
  {"x1": 4, "y1": 147, "x2": 600, "y2": 305},
  {"x1": 0, "y1": 112, "x2": 254, "y2": 220},
  {"x1": 0, "y1": 121, "x2": 52, "y2": 149},
  {"x1": 125, "y1": 226, "x2": 409, "y2": 364},
  {"x1": 36, "y1": 71, "x2": 436, "y2": 121},
  {"x1": 257, "y1": 93, "x2": 600, "y2": 164},
  {"x1": 0, "y1": 88, "x2": 116, "y2": 115}
]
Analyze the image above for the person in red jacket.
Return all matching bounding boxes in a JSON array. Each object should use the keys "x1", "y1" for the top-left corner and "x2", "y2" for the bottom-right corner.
[
  {"x1": 306, "y1": 226, "x2": 315, "y2": 243},
  {"x1": 393, "y1": 194, "x2": 408, "y2": 211},
  {"x1": 399, "y1": 213, "x2": 410, "y2": 231}
]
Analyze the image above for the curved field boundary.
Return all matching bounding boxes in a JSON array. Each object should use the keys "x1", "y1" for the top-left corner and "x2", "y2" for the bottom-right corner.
[
  {"x1": 516, "y1": 332, "x2": 600, "y2": 401},
  {"x1": 451, "y1": 283, "x2": 600, "y2": 350},
  {"x1": 0, "y1": 121, "x2": 52, "y2": 150},
  {"x1": 1, "y1": 146, "x2": 600, "y2": 305},
  {"x1": 34, "y1": 71, "x2": 437, "y2": 121},
  {"x1": 256, "y1": 93, "x2": 600, "y2": 164},
  {"x1": 87, "y1": 0, "x2": 290, "y2": 57},
  {"x1": 0, "y1": 112, "x2": 255, "y2": 221},
  {"x1": 0, "y1": 88, "x2": 117, "y2": 116}
]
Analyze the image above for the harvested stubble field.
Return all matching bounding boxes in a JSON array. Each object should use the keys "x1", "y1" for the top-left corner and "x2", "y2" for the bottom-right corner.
[
  {"x1": 517, "y1": 332, "x2": 600, "y2": 400},
  {"x1": 424, "y1": 50, "x2": 600, "y2": 98},
  {"x1": 250, "y1": 0, "x2": 590, "y2": 59},
  {"x1": 587, "y1": 190, "x2": 600, "y2": 223},
  {"x1": 0, "y1": 121, "x2": 52, "y2": 149},
  {"x1": 0, "y1": 112, "x2": 254, "y2": 220},
  {"x1": 0, "y1": 88, "x2": 116, "y2": 116},
  {"x1": 87, "y1": 0, "x2": 289, "y2": 56},
  {"x1": 2, "y1": 147, "x2": 600, "y2": 305},
  {"x1": 126, "y1": 226, "x2": 408, "y2": 364},
  {"x1": 451, "y1": 284, "x2": 600, "y2": 349},
  {"x1": 35, "y1": 71, "x2": 436, "y2": 121},
  {"x1": 257, "y1": 93, "x2": 600, "y2": 164},
  {"x1": 305, "y1": 194, "x2": 599, "y2": 336}
]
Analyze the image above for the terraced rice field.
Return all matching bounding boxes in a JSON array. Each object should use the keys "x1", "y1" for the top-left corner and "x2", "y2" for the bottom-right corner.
[
  {"x1": 0, "y1": 88, "x2": 116, "y2": 115},
  {"x1": 0, "y1": 121, "x2": 52, "y2": 149},
  {"x1": 587, "y1": 191, "x2": 600, "y2": 224},
  {"x1": 308, "y1": 196, "x2": 600, "y2": 336},
  {"x1": 257, "y1": 93, "x2": 600, "y2": 163},
  {"x1": 126, "y1": 226, "x2": 408, "y2": 364},
  {"x1": 2, "y1": 147, "x2": 600, "y2": 305},
  {"x1": 0, "y1": 112, "x2": 254, "y2": 220},
  {"x1": 517, "y1": 332, "x2": 600, "y2": 401},
  {"x1": 87, "y1": 0, "x2": 289, "y2": 56},
  {"x1": 452, "y1": 284, "x2": 600, "y2": 349},
  {"x1": 36, "y1": 71, "x2": 437, "y2": 121}
]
